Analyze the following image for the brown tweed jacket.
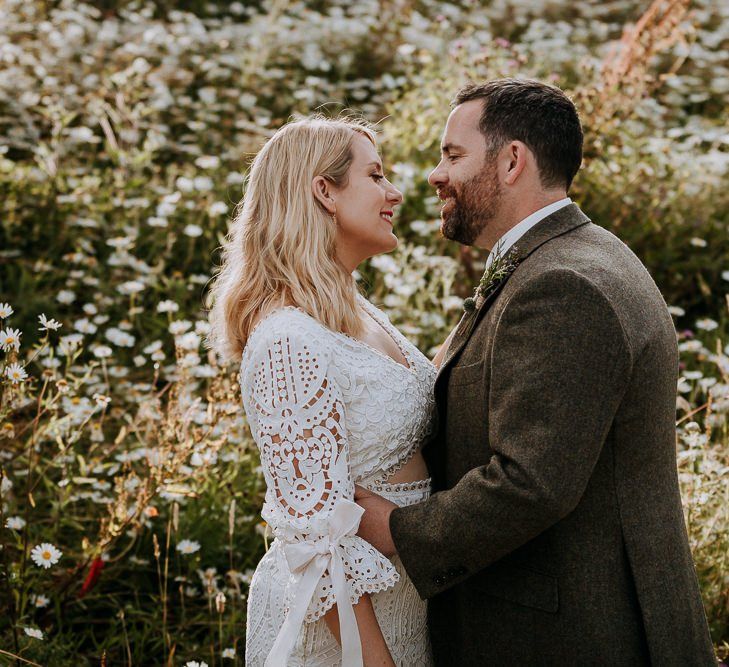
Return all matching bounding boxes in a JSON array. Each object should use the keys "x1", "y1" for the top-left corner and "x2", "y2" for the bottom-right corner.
[{"x1": 390, "y1": 204, "x2": 715, "y2": 666}]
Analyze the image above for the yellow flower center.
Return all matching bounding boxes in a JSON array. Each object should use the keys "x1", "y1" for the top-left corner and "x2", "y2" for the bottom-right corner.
[{"x1": 42, "y1": 550, "x2": 51, "y2": 559}]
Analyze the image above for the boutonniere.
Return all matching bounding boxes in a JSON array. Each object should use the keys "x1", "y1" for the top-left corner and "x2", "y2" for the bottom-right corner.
[{"x1": 463, "y1": 244, "x2": 521, "y2": 313}]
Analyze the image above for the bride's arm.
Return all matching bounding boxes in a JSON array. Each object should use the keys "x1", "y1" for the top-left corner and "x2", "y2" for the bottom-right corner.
[
  {"x1": 246, "y1": 324, "x2": 399, "y2": 665},
  {"x1": 432, "y1": 326, "x2": 458, "y2": 369},
  {"x1": 324, "y1": 597, "x2": 395, "y2": 667}
]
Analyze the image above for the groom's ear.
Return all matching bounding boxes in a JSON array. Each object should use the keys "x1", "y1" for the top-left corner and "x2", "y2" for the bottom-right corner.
[
  {"x1": 312, "y1": 175, "x2": 337, "y2": 214},
  {"x1": 503, "y1": 140, "x2": 528, "y2": 185}
]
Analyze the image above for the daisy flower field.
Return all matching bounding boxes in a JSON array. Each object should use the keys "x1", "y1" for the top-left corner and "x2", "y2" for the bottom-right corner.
[{"x1": 0, "y1": 0, "x2": 727, "y2": 663}]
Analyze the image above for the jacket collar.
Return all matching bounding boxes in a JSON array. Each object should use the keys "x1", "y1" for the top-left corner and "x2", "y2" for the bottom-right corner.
[
  {"x1": 508, "y1": 203, "x2": 590, "y2": 264},
  {"x1": 436, "y1": 203, "x2": 591, "y2": 380}
]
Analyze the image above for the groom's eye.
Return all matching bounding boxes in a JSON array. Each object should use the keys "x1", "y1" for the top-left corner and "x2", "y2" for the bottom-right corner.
[{"x1": 448, "y1": 155, "x2": 461, "y2": 162}]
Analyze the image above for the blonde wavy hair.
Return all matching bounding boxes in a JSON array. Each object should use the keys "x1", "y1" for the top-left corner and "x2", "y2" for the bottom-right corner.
[{"x1": 206, "y1": 115, "x2": 377, "y2": 364}]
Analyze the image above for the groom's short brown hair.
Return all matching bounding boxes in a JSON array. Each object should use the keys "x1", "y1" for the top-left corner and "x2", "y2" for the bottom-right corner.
[{"x1": 454, "y1": 78, "x2": 583, "y2": 190}]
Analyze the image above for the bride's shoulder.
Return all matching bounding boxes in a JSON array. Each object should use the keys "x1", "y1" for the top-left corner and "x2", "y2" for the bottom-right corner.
[{"x1": 242, "y1": 307, "x2": 331, "y2": 362}]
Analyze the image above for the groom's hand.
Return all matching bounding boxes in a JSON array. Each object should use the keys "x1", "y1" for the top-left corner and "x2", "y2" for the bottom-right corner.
[{"x1": 354, "y1": 485, "x2": 398, "y2": 557}]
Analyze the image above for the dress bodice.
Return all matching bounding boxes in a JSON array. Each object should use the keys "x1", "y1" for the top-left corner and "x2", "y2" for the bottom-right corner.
[{"x1": 240, "y1": 295, "x2": 436, "y2": 488}]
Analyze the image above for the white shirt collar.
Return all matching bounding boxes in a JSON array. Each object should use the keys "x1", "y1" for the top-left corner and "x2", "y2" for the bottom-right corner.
[{"x1": 485, "y1": 197, "x2": 572, "y2": 269}]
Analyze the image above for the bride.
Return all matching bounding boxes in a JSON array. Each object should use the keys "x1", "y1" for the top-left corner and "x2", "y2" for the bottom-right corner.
[{"x1": 207, "y1": 116, "x2": 439, "y2": 666}]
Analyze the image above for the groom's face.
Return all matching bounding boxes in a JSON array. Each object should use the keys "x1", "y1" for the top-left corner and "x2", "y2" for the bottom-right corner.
[{"x1": 429, "y1": 101, "x2": 503, "y2": 246}]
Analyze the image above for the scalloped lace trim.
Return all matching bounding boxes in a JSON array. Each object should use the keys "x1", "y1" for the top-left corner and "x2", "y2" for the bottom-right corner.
[{"x1": 302, "y1": 566, "x2": 401, "y2": 624}]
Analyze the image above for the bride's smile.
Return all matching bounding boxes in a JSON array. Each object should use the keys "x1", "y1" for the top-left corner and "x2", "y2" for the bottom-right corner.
[{"x1": 313, "y1": 132, "x2": 404, "y2": 273}]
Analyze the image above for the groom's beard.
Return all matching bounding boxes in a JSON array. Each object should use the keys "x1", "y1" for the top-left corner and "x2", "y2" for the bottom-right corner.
[{"x1": 439, "y1": 165, "x2": 502, "y2": 246}]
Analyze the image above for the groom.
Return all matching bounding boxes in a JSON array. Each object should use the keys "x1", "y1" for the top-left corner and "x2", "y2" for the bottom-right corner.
[{"x1": 355, "y1": 79, "x2": 715, "y2": 665}]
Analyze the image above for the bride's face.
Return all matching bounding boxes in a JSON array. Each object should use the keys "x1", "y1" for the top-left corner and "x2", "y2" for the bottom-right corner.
[{"x1": 330, "y1": 134, "x2": 403, "y2": 271}]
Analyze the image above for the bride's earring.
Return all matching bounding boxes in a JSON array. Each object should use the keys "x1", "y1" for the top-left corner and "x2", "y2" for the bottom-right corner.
[{"x1": 331, "y1": 211, "x2": 338, "y2": 225}]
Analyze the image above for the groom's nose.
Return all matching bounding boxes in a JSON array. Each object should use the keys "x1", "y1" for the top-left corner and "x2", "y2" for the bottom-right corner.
[{"x1": 428, "y1": 161, "x2": 447, "y2": 188}]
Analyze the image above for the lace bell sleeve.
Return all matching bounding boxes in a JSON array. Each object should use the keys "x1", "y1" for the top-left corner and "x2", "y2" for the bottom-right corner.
[{"x1": 242, "y1": 319, "x2": 399, "y2": 666}]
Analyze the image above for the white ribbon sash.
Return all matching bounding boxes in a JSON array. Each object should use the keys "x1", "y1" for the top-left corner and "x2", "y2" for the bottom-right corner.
[{"x1": 264, "y1": 500, "x2": 365, "y2": 667}]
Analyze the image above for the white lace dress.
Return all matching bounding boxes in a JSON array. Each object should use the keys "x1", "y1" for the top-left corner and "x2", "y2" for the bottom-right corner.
[{"x1": 240, "y1": 295, "x2": 436, "y2": 667}]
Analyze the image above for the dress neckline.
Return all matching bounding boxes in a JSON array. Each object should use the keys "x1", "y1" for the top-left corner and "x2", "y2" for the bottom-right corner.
[
  {"x1": 244, "y1": 297, "x2": 415, "y2": 375},
  {"x1": 345, "y1": 295, "x2": 413, "y2": 372}
]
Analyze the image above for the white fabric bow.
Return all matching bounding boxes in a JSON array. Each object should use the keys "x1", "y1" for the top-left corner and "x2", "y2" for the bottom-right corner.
[{"x1": 264, "y1": 499, "x2": 366, "y2": 667}]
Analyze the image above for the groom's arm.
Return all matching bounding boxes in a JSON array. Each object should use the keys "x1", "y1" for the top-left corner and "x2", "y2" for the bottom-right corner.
[{"x1": 389, "y1": 269, "x2": 633, "y2": 600}]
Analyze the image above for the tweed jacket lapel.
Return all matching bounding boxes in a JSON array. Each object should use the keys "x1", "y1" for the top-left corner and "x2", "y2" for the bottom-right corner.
[{"x1": 436, "y1": 203, "x2": 591, "y2": 383}]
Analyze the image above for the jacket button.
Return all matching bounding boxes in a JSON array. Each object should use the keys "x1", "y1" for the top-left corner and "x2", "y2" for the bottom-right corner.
[
  {"x1": 433, "y1": 575, "x2": 446, "y2": 586},
  {"x1": 456, "y1": 566, "x2": 468, "y2": 576}
]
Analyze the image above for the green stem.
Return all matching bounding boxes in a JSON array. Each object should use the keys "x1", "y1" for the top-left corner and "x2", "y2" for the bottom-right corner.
[{"x1": 0, "y1": 468, "x2": 21, "y2": 665}]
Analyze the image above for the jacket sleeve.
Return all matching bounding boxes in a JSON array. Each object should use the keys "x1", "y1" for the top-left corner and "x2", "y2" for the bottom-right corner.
[
  {"x1": 390, "y1": 269, "x2": 632, "y2": 600},
  {"x1": 243, "y1": 321, "x2": 399, "y2": 664}
]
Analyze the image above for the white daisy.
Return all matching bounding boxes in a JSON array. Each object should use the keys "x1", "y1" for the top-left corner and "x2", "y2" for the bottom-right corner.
[
  {"x1": 176, "y1": 539, "x2": 201, "y2": 555},
  {"x1": 0, "y1": 328, "x2": 22, "y2": 352},
  {"x1": 176, "y1": 332, "x2": 201, "y2": 351},
  {"x1": 194, "y1": 176, "x2": 213, "y2": 191},
  {"x1": 722, "y1": 270, "x2": 729, "y2": 282},
  {"x1": 197, "y1": 567, "x2": 218, "y2": 588},
  {"x1": 0, "y1": 303, "x2": 13, "y2": 318},
  {"x1": 58, "y1": 333, "x2": 84, "y2": 356},
  {"x1": 194, "y1": 320, "x2": 211, "y2": 335},
  {"x1": 5, "y1": 516, "x2": 26, "y2": 530},
  {"x1": 23, "y1": 627, "x2": 43, "y2": 640},
  {"x1": 4, "y1": 363, "x2": 28, "y2": 383},
  {"x1": 92, "y1": 393, "x2": 112, "y2": 408},
  {"x1": 195, "y1": 155, "x2": 220, "y2": 170},
  {"x1": 31, "y1": 593, "x2": 50, "y2": 608},
  {"x1": 695, "y1": 318, "x2": 719, "y2": 331},
  {"x1": 157, "y1": 300, "x2": 179, "y2": 314},
  {"x1": 183, "y1": 224, "x2": 204, "y2": 238},
  {"x1": 222, "y1": 648, "x2": 236, "y2": 659},
  {"x1": 208, "y1": 201, "x2": 228, "y2": 216},
  {"x1": 92, "y1": 345, "x2": 113, "y2": 359},
  {"x1": 73, "y1": 318, "x2": 97, "y2": 334},
  {"x1": 38, "y1": 314, "x2": 62, "y2": 331},
  {"x1": 56, "y1": 290, "x2": 76, "y2": 305},
  {"x1": 175, "y1": 177, "x2": 194, "y2": 193},
  {"x1": 143, "y1": 340, "x2": 163, "y2": 354},
  {"x1": 117, "y1": 280, "x2": 146, "y2": 296},
  {"x1": 226, "y1": 171, "x2": 245, "y2": 185},
  {"x1": 105, "y1": 328, "x2": 135, "y2": 347},
  {"x1": 30, "y1": 542, "x2": 62, "y2": 569},
  {"x1": 185, "y1": 662, "x2": 208, "y2": 667},
  {"x1": 169, "y1": 320, "x2": 192, "y2": 335}
]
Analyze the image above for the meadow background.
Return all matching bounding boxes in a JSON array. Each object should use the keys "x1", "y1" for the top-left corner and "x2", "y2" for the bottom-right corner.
[{"x1": 0, "y1": 0, "x2": 727, "y2": 664}]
